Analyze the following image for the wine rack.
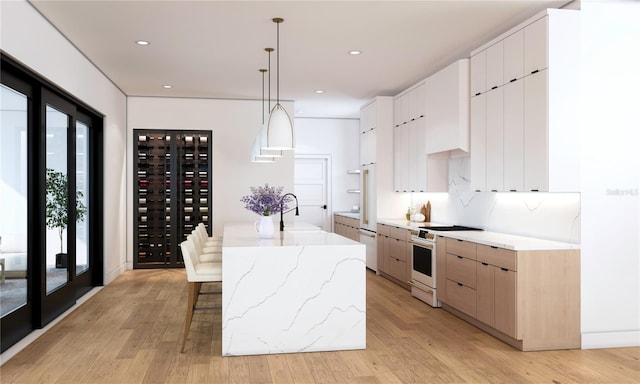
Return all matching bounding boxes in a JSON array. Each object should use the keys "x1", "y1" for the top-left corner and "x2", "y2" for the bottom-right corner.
[{"x1": 133, "y1": 129, "x2": 211, "y2": 268}]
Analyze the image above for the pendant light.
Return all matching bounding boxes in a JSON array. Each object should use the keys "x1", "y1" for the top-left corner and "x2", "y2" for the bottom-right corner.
[
  {"x1": 251, "y1": 68, "x2": 274, "y2": 163},
  {"x1": 264, "y1": 17, "x2": 294, "y2": 151},
  {"x1": 260, "y1": 48, "x2": 283, "y2": 158}
]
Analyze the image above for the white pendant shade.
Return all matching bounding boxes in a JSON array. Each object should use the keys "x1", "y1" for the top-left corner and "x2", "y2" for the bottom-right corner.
[
  {"x1": 250, "y1": 133, "x2": 274, "y2": 163},
  {"x1": 264, "y1": 103, "x2": 294, "y2": 150}
]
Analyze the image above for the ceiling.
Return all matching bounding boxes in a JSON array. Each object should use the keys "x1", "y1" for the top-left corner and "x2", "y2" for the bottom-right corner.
[{"x1": 28, "y1": 0, "x2": 573, "y2": 119}]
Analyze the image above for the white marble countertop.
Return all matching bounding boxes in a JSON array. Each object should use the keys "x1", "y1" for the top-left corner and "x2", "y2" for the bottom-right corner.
[
  {"x1": 378, "y1": 218, "x2": 580, "y2": 251},
  {"x1": 223, "y1": 222, "x2": 360, "y2": 248},
  {"x1": 377, "y1": 218, "x2": 449, "y2": 230},
  {"x1": 333, "y1": 211, "x2": 360, "y2": 220},
  {"x1": 432, "y1": 230, "x2": 580, "y2": 251}
]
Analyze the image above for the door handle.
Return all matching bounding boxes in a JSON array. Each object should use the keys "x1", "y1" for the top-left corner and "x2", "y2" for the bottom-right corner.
[{"x1": 320, "y1": 205, "x2": 327, "y2": 209}]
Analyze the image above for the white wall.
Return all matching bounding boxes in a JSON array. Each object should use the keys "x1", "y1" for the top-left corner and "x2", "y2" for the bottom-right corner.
[
  {"x1": 127, "y1": 97, "x2": 294, "y2": 263},
  {"x1": 294, "y1": 118, "x2": 360, "y2": 215},
  {"x1": 1, "y1": 0, "x2": 128, "y2": 284},
  {"x1": 579, "y1": 0, "x2": 640, "y2": 349}
]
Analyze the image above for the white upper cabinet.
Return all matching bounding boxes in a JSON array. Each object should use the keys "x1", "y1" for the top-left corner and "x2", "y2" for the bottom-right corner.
[
  {"x1": 485, "y1": 41, "x2": 504, "y2": 91},
  {"x1": 424, "y1": 59, "x2": 470, "y2": 154},
  {"x1": 470, "y1": 50, "x2": 487, "y2": 97},
  {"x1": 503, "y1": 80, "x2": 525, "y2": 192},
  {"x1": 392, "y1": 81, "x2": 445, "y2": 192},
  {"x1": 468, "y1": 9, "x2": 579, "y2": 192},
  {"x1": 524, "y1": 16, "x2": 549, "y2": 75},
  {"x1": 503, "y1": 29, "x2": 524, "y2": 84},
  {"x1": 360, "y1": 101, "x2": 378, "y2": 165},
  {"x1": 485, "y1": 87, "x2": 504, "y2": 192},
  {"x1": 393, "y1": 123, "x2": 409, "y2": 192},
  {"x1": 523, "y1": 69, "x2": 548, "y2": 191}
]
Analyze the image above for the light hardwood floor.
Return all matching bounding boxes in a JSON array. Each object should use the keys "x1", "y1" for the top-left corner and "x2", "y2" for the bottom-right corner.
[{"x1": 1, "y1": 268, "x2": 638, "y2": 383}]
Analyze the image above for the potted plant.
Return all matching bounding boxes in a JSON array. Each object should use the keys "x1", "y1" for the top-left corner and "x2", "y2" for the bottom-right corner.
[{"x1": 46, "y1": 168, "x2": 87, "y2": 268}]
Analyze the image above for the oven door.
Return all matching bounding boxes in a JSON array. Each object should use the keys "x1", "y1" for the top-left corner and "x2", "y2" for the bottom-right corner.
[{"x1": 411, "y1": 241, "x2": 435, "y2": 289}]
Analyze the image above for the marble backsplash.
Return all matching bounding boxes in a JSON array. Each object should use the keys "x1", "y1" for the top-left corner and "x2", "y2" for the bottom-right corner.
[{"x1": 410, "y1": 155, "x2": 581, "y2": 244}]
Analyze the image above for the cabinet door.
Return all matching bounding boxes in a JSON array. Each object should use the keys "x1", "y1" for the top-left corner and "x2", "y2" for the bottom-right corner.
[
  {"x1": 416, "y1": 83, "x2": 426, "y2": 119},
  {"x1": 393, "y1": 97, "x2": 402, "y2": 128},
  {"x1": 407, "y1": 120, "x2": 418, "y2": 192},
  {"x1": 486, "y1": 41, "x2": 504, "y2": 91},
  {"x1": 470, "y1": 94, "x2": 487, "y2": 191},
  {"x1": 407, "y1": 88, "x2": 419, "y2": 121},
  {"x1": 376, "y1": 234, "x2": 385, "y2": 273},
  {"x1": 494, "y1": 267, "x2": 517, "y2": 338},
  {"x1": 368, "y1": 129, "x2": 377, "y2": 164},
  {"x1": 359, "y1": 130, "x2": 368, "y2": 166},
  {"x1": 503, "y1": 29, "x2": 524, "y2": 84},
  {"x1": 524, "y1": 16, "x2": 548, "y2": 75},
  {"x1": 395, "y1": 93, "x2": 409, "y2": 126},
  {"x1": 416, "y1": 118, "x2": 427, "y2": 192},
  {"x1": 485, "y1": 87, "x2": 504, "y2": 191},
  {"x1": 394, "y1": 125, "x2": 409, "y2": 192},
  {"x1": 476, "y1": 262, "x2": 495, "y2": 327},
  {"x1": 436, "y1": 235, "x2": 447, "y2": 302},
  {"x1": 470, "y1": 50, "x2": 487, "y2": 96},
  {"x1": 524, "y1": 69, "x2": 548, "y2": 191},
  {"x1": 503, "y1": 80, "x2": 524, "y2": 191}
]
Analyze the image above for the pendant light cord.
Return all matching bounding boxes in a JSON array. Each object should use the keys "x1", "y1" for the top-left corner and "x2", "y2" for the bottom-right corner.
[{"x1": 277, "y1": 21, "x2": 280, "y2": 104}]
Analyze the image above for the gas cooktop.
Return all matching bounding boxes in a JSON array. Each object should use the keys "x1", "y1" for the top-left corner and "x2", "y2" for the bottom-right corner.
[{"x1": 419, "y1": 225, "x2": 483, "y2": 231}]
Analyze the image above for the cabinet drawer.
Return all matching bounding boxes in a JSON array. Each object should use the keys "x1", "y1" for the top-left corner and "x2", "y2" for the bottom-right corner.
[
  {"x1": 388, "y1": 238, "x2": 408, "y2": 263},
  {"x1": 446, "y1": 238, "x2": 476, "y2": 260},
  {"x1": 389, "y1": 226, "x2": 409, "y2": 241},
  {"x1": 477, "y1": 244, "x2": 516, "y2": 271},
  {"x1": 344, "y1": 217, "x2": 359, "y2": 228},
  {"x1": 446, "y1": 279, "x2": 477, "y2": 317},
  {"x1": 377, "y1": 224, "x2": 390, "y2": 237},
  {"x1": 386, "y1": 256, "x2": 407, "y2": 283},
  {"x1": 334, "y1": 215, "x2": 346, "y2": 225},
  {"x1": 446, "y1": 253, "x2": 477, "y2": 288}
]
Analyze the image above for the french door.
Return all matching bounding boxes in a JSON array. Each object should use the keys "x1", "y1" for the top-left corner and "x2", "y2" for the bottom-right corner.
[{"x1": 1, "y1": 56, "x2": 103, "y2": 352}]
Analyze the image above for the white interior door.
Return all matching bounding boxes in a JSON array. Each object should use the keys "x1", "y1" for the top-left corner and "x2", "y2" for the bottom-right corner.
[{"x1": 294, "y1": 156, "x2": 330, "y2": 231}]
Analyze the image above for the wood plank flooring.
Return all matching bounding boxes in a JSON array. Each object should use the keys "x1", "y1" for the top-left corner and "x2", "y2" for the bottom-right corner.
[{"x1": 1, "y1": 268, "x2": 638, "y2": 383}]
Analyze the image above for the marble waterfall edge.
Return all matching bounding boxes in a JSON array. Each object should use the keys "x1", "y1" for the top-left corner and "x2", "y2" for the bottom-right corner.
[{"x1": 222, "y1": 237, "x2": 366, "y2": 356}]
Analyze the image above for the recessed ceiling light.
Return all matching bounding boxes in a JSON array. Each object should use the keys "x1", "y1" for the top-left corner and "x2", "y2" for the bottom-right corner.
[
  {"x1": 135, "y1": 40, "x2": 150, "y2": 46},
  {"x1": 162, "y1": 85, "x2": 172, "y2": 89},
  {"x1": 315, "y1": 90, "x2": 325, "y2": 94},
  {"x1": 348, "y1": 50, "x2": 362, "y2": 55}
]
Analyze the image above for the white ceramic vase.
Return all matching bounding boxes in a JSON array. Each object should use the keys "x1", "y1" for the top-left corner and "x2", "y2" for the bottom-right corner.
[{"x1": 255, "y1": 216, "x2": 275, "y2": 239}]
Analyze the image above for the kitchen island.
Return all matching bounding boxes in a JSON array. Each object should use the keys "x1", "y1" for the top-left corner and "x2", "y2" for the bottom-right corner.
[{"x1": 221, "y1": 223, "x2": 366, "y2": 356}]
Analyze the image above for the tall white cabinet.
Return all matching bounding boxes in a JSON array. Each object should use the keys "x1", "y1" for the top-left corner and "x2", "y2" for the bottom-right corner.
[
  {"x1": 470, "y1": 9, "x2": 580, "y2": 192},
  {"x1": 359, "y1": 97, "x2": 400, "y2": 231}
]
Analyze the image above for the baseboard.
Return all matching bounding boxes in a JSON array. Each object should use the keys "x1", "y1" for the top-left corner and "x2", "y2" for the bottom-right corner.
[
  {"x1": 104, "y1": 262, "x2": 128, "y2": 285},
  {"x1": 581, "y1": 331, "x2": 640, "y2": 349}
]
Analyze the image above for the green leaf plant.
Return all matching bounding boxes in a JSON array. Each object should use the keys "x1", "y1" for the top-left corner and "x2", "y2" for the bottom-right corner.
[{"x1": 45, "y1": 168, "x2": 87, "y2": 254}]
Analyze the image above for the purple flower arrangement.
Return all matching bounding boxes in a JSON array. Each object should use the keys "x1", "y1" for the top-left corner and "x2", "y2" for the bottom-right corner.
[{"x1": 240, "y1": 184, "x2": 292, "y2": 216}]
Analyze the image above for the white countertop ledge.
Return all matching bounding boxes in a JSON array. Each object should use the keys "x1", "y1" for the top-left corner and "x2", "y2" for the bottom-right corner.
[
  {"x1": 223, "y1": 222, "x2": 360, "y2": 248},
  {"x1": 432, "y1": 230, "x2": 580, "y2": 251}
]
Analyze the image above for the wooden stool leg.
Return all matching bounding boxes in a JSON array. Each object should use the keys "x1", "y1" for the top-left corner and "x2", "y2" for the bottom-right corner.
[{"x1": 181, "y1": 282, "x2": 198, "y2": 353}]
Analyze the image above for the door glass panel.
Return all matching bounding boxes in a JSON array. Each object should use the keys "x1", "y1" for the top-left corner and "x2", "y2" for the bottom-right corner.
[
  {"x1": 45, "y1": 105, "x2": 69, "y2": 294},
  {"x1": 76, "y1": 122, "x2": 89, "y2": 275},
  {"x1": 0, "y1": 84, "x2": 29, "y2": 317}
]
